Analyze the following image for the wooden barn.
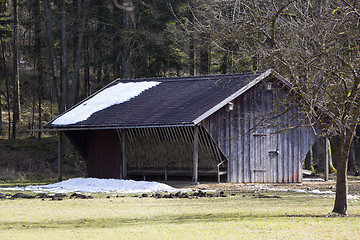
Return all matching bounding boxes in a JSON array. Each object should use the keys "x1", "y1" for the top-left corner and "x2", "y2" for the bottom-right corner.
[{"x1": 45, "y1": 69, "x2": 318, "y2": 183}]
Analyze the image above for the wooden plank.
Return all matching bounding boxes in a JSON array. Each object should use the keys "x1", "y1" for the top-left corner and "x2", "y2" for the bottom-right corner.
[
  {"x1": 278, "y1": 120, "x2": 284, "y2": 183},
  {"x1": 226, "y1": 109, "x2": 234, "y2": 182},
  {"x1": 170, "y1": 127, "x2": 179, "y2": 142},
  {"x1": 249, "y1": 88, "x2": 255, "y2": 182},
  {"x1": 184, "y1": 126, "x2": 192, "y2": 144},
  {"x1": 244, "y1": 93, "x2": 251, "y2": 183},
  {"x1": 263, "y1": 87, "x2": 270, "y2": 183},
  {"x1": 122, "y1": 129, "x2": 127, "y2": 179},
  {"x1": 58, "y1": 132, "x2": 63, "y2": 182},
  {"x1": 192, "y1": 125, "x2": 199, "y2": 184},
  {"x1": 116, "y1": 129, "x2": 122, "y2": 179},
  {"x1": 284, "y1": 121, "x2": 290, "y2": 183},
  {"x1": 164, "y1": 127, "x2": 171, "y2": 141},
  {"x1": 199, "y1": 127, "x2": 214, "y2": 164},
  {"x1": 274, "y1": 131, "x2": 280, "y2": 182},
  {"x1": 153, "y1": 127, "x2": 161, "y2": 141},
  {"x1": 294, "y1": 125, "x2": 300, "y2": 183},
  {"x1": 296, "y1": 126, "x2": 302, "y2": 183},
  {"x1": 232, "y1": 98, "x2": 240, "y2": 183},
  {"x1": 239, "y1": 97, "x2": 245, "y2": 183}
]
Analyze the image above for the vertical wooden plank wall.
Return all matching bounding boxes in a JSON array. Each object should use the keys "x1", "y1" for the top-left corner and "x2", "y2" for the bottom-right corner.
[
  {"x1": 85, "y1": 130, "x2": 122, "y2": 178},
  {"x1": 201, "y1": 79, "x2": 318, "y2": 183}
]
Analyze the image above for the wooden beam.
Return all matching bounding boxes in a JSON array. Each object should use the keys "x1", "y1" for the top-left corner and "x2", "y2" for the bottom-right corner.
[
  {"x1": 122, "y1": 129, "x2": 127, "y2": 179},
  {"x1": 192, "y1": 125, "x2": 199, "y2": 184},
  {"x1": 58, "y1": 132, "x2": 63, "y2": 182}
]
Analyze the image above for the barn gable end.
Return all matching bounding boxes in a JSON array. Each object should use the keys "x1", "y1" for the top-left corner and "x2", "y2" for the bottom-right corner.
[{"x1": 201, "y1": 77, "x2": 317, "y2": 183}]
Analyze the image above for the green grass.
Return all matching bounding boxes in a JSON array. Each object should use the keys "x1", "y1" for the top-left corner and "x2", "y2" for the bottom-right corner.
[{"x1": 0, "y1": 191, "x2": 359, "y2": 239}]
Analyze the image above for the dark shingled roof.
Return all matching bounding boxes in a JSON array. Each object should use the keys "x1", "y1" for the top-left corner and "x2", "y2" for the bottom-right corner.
[{"x1": 45, "y1": 69, "x2": 281, "y2": 129}]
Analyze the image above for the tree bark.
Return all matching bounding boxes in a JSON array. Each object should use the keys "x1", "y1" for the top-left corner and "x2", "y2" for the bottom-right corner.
[
  {"x1": 60, "y1": 0, "x2": 67, "y2": 113},
  {"x1": 12, "y1": 0, "x2": 20, "y2": 139},
  {"x1": 1, "y1": 37, "x2": 11, "y2": 139},
  {"x1": 332, "y1": 127, "x2": 356, "y2": 215},
  {"x1": 0, "y1": 93, "x2": 2, "y2": 134},
  {"x1": 35, "y1": 0, "x2": 43, "y2": 138},
  {"x1": 199, "y1": 33, "x2": 210, "y2": 74},
  {"x1": 348, "y1": 140, "x2": 357, "y2": 174},
  {"x1": 304, "y1": 147, "x2": 314, "y2": 172},
  {"x1": 68, "y1": 0, "x2": 90, "y2": 107},
  {"x1": 315, "y1": 137, "x2": 333, "y2": 178},
  {"x1": 188, "y1": 1, "x2": 195, "y2": 75},
  {"x1": 84, "y1": 34, "x2": 90, "y2": 97},
  {"x1": 122, "y1": 0, "x2": 134, "y2": 78},
  {"x1": 43, "y1": 0, "x2": 60, "y2": 109}
]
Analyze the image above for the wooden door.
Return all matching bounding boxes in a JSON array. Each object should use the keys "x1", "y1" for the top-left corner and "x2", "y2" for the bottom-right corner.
[
  {"x1": 252, "y1": 126, "x2": 279, "y2": 182},
  {"x1": 252, "y1": 127, "x2": 268, "y2": 182}
]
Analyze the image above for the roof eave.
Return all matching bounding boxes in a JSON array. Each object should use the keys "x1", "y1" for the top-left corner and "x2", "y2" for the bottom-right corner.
[
  {"x1": 192, "y1": 69, "x2": 274, "y2": 125},
  {"x1": 44, "y1": 123, "x2": 196, "y2": 131}
]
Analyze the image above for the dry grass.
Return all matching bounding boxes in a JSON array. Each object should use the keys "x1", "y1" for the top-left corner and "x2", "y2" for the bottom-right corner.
[{"x1": 0, "y1": 183, "x2": 359, "y2": 240}]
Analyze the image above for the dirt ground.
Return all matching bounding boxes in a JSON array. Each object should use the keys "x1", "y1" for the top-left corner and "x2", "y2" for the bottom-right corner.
[{"x1": 168, "y1": 174, "x2": 360, "y2": 193}]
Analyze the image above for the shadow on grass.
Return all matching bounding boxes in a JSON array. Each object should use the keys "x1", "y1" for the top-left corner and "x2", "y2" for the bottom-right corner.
[{"x1": 1, "y1": 212, "x2": 359, "y2": 230}]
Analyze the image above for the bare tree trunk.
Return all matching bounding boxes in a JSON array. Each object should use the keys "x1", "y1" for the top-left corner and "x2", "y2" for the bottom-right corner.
[
  {"x1": 68, "y1": 0, "x2": 90, "y2": 107},
  {"x1": 0, "y1": 94, "x2": 2, "y2": 134},
  {"x1": 1, "y1": 37, "x2": 11, "y2": 139},
  {"x1": 332, "y1": 135, "x2": 349, "y2": 215},
  {"x1": 332, "y1": 124, "x2": 357, "y2": 215},
  {"x1": 43, "y1": 0, "x2": 60, "y2": 110},
  {"x1": 112, "y1": 6, "x2": 121, "y2": 78},
  {"x1": 35, "y1": 0, "x2": 43, "y2": 138},
  {"x1": 348, "y1": 140, "x2": 357, "y2": 174},
  {"x1": 84, "y1": 33, "x2": 90, "y2": 97},
  {"x1": 95, "y1": 22, "x2": 103, "y2": 87},
  {"x1": 60, "y1": 0, "x2": 67, "y2": 113},
  {"x1": 199, "y1": 33, "x2": 210, "y2": 74},
  {"x1": 122, "y1": 0, "x2": 134, "y2": 78},
  {"x1": 0, "y1": 41, "x2": 3, "y2": 134},
  {"x1": 304, "y1": 147, "x2": 314, "y2": 172},
  {"x1": 12, "y1": 0, "x2": 20, "y2": 139},
  {"x1": 316, "y1": 137, "x2": 332, "y2": 178},
  {"x1": 31, "y1": 73, "x2": 36, "y2": 134},
  {"x1": 188, "y1": 1, "x2": 195, "y2": 75}
]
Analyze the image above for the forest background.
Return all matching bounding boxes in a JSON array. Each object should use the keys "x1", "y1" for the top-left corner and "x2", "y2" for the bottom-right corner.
[{"x1": 0, "y1": 0, "x2": 359, "y2": 214}]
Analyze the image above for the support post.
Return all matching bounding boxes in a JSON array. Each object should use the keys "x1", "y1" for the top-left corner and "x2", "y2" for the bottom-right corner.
[
  {"x1": 192, "y1": 125, "x2": 199, "y2": 184},
  {"x1": 58, "y1": 131, "x2": 63, "y2": 182},
  {"x1": 122, "y1": 129, "x2": 127, "y2": 179}
]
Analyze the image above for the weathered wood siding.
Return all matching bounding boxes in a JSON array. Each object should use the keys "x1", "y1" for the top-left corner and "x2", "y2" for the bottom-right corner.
[{"x1": 201, "y1": 78, "x2": 317, "y2": 183}]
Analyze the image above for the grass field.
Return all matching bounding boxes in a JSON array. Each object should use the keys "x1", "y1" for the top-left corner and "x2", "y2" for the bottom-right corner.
[{"x1": 0, "y1": 186, "x2": 360, "y2": 240}]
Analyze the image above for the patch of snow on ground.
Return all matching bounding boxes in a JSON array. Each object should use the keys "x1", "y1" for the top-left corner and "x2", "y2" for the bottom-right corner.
[
  {"x1": 268, "y1": 187, "x2": 360, "y2": 200},
  {"x1": 0, "y1": 178, "x2": 177, "y2": 194},
  {"x1": 52, "y1": 81, "x2": 160, "y2": 125},
  {"x1": 303, "y1": 178, "x2": 326, "y2": 182}
]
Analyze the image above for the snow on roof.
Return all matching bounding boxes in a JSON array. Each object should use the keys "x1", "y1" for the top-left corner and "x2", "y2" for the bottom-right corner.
[
  {"x1": 52, "y1": 81, "x2": 161, "y2": 125},
  {"x1": 0, "y1": 178, "x2": 177, "y2": 194}
]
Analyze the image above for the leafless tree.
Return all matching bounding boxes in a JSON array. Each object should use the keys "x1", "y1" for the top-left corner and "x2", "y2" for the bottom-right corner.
[
  {"x1": 192, "y1": 0, "x2": 360, "y2": 215},
  {"x1": 11, "y1": 0, "x2": 20, "y2": 139}
]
